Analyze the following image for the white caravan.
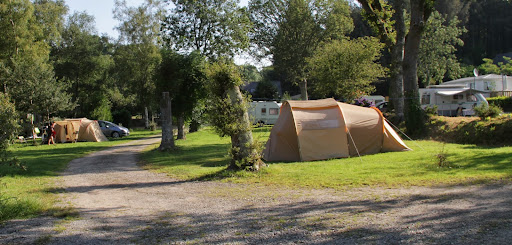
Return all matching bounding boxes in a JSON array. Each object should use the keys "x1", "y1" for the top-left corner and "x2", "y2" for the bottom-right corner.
[
  {"x1": 249, "y1": 101, "x2": 282, "y2": 125},
  {"x1": 419, "y1": 84, "x2": 489, "y2": 116}
]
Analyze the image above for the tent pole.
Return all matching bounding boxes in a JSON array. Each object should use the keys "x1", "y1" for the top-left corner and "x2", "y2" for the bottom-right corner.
[
  {"x1": 346, "y1": 129, "x2": 363, "y2": 163},
  {"x1": 384, "y1": 117, "x2": 424, "y2": 150}
]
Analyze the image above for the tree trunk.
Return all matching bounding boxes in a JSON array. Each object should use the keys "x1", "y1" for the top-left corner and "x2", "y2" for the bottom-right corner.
[
  {"x1": 159, "y1": 92, "x2": 175, "y2": 151},
  {"x1": 189, "y1": 119, "x2": 200, "y2": 132},
  {"x1": 144, "y1": 106, "x2": 149, "y2": 129},
  {"x1": 177, "y1": 115, "x2": 186, "y2": 140},
  {"x1": 299, "y1": 78, "x2": 308, "y2": 100},
  {"x1": 403, "y1": 0, "x2": 433, "y2": 136},
  {"x1": 226, "y1": 86, "x2": 264, "y2": 170},
  {"x1": 389, "y1": 0, "x2": 406, "y2": 121}
]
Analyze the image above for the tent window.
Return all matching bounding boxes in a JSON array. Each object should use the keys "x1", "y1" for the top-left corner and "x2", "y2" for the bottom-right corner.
[
  {"x1": 261, "y1": 108, "x2": 266, "y2": 115},
  {"x1": 269, "y1": 108, "x2": 278, "y2": 115}
]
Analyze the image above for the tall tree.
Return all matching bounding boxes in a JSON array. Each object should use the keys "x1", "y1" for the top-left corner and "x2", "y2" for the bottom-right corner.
[
  {"x1": 460, "y1": 0, "x2": 512, "y2": 65},
  {"x1": 206, "y1": 61, "x2": 264, "y2": 170},
  {"x1": 51, "y1": 11, "x2": 114, "y2": 118},
  {"x1": 358, "y1": 0, "x2": 405, "y2": 119},
  {"x1": 249, "y1": 0, "x2": 353, "y2": 100},
  {"x1": 114, "y1": 0, "x2": 164, "y2": 128},
  {"x1": 161, "y1": 0, "x2": 251, "y2": 59},
  {"x1": 156, "y1": 50, "x2": 207, "y2": 140},
  {"x1": 418, "y1": 11, "x2": 465, "y2": 86},
  {"x1": 0, "y1": 0, "x2": 72, "y2": 120},
  {"x1": 307, "y1": 37, "x2": 386, "y2": 101},
  {"x1": 403, "y1": 0, "x2": 435, "y2": 136}
]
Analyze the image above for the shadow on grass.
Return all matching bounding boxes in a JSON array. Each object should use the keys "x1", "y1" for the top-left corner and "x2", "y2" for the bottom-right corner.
[
  {"x1": 2, "y1": 135, "x2": 162, "y2": 178},
  {"x1": 146, "y1": 143, "x2": 230, "y2": 168}
]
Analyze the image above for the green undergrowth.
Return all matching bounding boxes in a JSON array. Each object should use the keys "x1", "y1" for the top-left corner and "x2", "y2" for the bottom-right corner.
[
  {"x1": 0, "y1": 129, "x2": 161, "y2": 222},
  {"x1": 140, "y1": 127, "x2": 512, "y2": 190},
  {"x1": 428, "y1": 115, "x2": 512, "y2": 145}
]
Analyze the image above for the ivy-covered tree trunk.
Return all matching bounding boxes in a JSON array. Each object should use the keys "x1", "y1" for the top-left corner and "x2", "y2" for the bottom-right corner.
[
  {"x1": 226, "y1": 86, "x2": 264, "y2": 170},
  {"x1": 403, "y1": 0, "x2": 433, "y2": 136},
  {"x1": 159, "y1": 92, "x2": 175, "y2": 151},
  {"x1": 206, "y1": 61, "x2": 265, "y2": 171},
  {"x1": 177, "y1": 115, "x2": 186, "y2": 140}
]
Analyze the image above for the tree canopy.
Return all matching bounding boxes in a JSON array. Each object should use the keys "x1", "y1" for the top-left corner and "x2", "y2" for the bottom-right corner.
[
  {"x1": 162, "y1": 0, "x2": 251, "y2": 59},
  {"x1": 308, "y1": 37, "x2": 386, "y2": 101}
]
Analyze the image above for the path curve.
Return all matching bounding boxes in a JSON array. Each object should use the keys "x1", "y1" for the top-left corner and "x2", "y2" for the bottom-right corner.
[{"x1": 2, "y1": 136, "x2": 512, "y2": 244}]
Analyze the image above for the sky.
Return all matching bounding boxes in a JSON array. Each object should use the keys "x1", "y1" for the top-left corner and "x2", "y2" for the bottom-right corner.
[
  {"x1": 64, "y1": 0, "x2": 249, "y2": 39},
  {"x1": 65, "y1": 0, "x2": 144, "y2": 38},
  {"x1": 64, "y1": 0, "x2": 259, "y2": 66}
]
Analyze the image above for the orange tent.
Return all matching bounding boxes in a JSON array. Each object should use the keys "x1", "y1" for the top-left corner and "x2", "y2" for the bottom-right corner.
[
  {"x1": 54, "y1": 118, "x2": 107, "y2": 143},
  {"x1": 263, "y1": 98, "x2": 410, "y2": 162}
]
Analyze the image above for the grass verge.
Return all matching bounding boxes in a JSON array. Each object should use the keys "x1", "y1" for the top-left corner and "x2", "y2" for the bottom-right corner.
[
  {"x1": 141, "y1": 127, "x2": 512, "y2": 189},
  {"x1": 0, "y1": 129, "x2": 160, "y2": 222}
]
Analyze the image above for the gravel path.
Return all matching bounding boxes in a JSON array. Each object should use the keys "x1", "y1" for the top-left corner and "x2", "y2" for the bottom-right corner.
[{"x1": 2, "y1": 136, "x2": 512, "y2": 244}]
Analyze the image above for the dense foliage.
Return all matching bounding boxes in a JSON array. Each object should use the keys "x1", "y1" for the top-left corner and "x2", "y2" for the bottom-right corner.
[
  {"x1": 0, "y1": 93, "x2": 19, "y2": 166},
  {"x1": 307, "y1": 37, "x2": 386, "y2": 101},
  {"x1": 1, "y1": 0, "x2": 512, "y2": 138}
]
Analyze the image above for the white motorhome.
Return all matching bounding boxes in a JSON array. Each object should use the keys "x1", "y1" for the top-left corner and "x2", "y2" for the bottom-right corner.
[
  {"x1": 443, "y1": 74, "x2": 512, "y2": 97},
  {"x1": 419, "y1": 85, "x2": 489, "y2": 116},
  {"x1": 249, "y1": 101, "x2": 282, "y2": 125}
]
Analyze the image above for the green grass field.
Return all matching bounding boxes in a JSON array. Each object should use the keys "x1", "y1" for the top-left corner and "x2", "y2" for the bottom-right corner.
[
  {"x1": 141, "y1": 127, "x2": 512, "y2": 189},
  {"x1": 0, "y1": 129, "x2": 160, "y2": 222}
]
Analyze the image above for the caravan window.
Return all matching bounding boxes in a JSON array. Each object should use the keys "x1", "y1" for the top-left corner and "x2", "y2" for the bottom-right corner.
[
  {"x1": 261, "y1": 108, "x2": 266, "y2": 115},
  {"x1": 467, "y1": 94, "x2": 477, "y2": 102},
  {"x1": 269, "y1": 108, "x2": 279, "y2": 115},
  {"x1": 453, "y1": 94, "x2": 463, "y2": 100},
  {"x1": 421, "y1": 93, "x2": 430, "y2": 105}
]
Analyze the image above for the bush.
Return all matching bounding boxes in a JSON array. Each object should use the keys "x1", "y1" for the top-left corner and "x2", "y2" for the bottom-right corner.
[
  {"x1": 91, "y1": 98, "x2": 113, "y2": 122},
  {"x1": 474, "y1": 104, "x2": 502, "y2": 120},
  {"x1": 426, "y1": 115, "x2": 512, "y2": 145},
  {"x1": 112, "y1": 109, "x2": 132, "y2": 128},
  {"x1": 487, "y1": 96, "x2": 512, "y2": 112},
  {"x1": 0, "y1": 93, "x2": 20, "y2": 166},
  {"x1": 353, "y1": 97, "x2": 375, "y2": 107}
]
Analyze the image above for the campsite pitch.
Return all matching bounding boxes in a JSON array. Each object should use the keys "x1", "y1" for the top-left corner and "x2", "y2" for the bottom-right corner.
[{"x1": 1, "y1": 136, "x2": 512, "y2": 244}]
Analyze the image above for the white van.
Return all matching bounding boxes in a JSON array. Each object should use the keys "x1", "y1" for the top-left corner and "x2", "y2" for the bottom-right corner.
[
  {"x1": 249, "y1": 101, "x2": 282, "y2": 125},
  {"x1": 419, "y1": 85, "x2": 489, "y2": 116}
]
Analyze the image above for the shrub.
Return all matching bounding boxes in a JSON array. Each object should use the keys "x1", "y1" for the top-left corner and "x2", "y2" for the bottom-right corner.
[
  {"x1": 423, "y1": 105, "x2": 438, "y2": 116},
  {"x1": 474, "y1": 104, "x2": 502, "y2": 120},
  {"x1": 91, "y1": 98, "x2": 113, "y2": 122},
  {"x1": 353, "y1": 97, "x2": 375, "y2": 107},
  {"x1": 0, "y1": 93, "x2": 20, "y2": 167},
  {"x1": 487, "y1": 96, "x2": 512, "y2": 112},
  {"x1": 112, "y1": 109, "x2": 132, "y2": 128}
]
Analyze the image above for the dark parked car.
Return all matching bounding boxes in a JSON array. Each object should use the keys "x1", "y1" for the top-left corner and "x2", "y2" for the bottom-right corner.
[
  {"x1": 376, "y1": 101, "x2": 388, "y2": 113},
  {"x1": 98, "y1": 120, "x2": 130, "y2": 138}
]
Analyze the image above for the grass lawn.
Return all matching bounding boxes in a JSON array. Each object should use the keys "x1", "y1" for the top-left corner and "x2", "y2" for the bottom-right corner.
[
  {"x1": 0, "y1": 129, "x2": 160, "y2": 222},
  {"x1": 141, "y1": 127, "x2": 512, "y2": 189}
]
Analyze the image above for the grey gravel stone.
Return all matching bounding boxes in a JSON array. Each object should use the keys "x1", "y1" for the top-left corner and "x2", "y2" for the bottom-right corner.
[{"x1": 1, "y1": 136, "x2": 512, "y2": 244}]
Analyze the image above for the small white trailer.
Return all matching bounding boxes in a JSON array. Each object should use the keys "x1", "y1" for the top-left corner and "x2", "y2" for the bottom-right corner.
[
  {"x1": 249, "y1": 101, "x2": 282, "y2": 125},
  {"x1": 419, "y1": 84, "x2": 489, "y2": 116}
]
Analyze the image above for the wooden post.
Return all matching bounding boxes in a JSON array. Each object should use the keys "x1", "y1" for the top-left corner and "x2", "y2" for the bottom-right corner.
[{"x1": 159, "y1": 92, "x2": 175, "y2": 151}]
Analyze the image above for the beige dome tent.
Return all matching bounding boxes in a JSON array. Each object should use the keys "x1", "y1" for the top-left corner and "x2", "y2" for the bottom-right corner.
[
  {"x1": 54, "y1": 118, "x2": 108, "y2": 143},
  {"x1": 263, "y1": 98, "x2": 410, "y2": 162}
]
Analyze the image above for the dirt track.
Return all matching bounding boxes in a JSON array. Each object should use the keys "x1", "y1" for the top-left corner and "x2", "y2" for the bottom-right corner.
[{"x1": 1, "y1": 136, "x2": 512, "y2": 244}]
